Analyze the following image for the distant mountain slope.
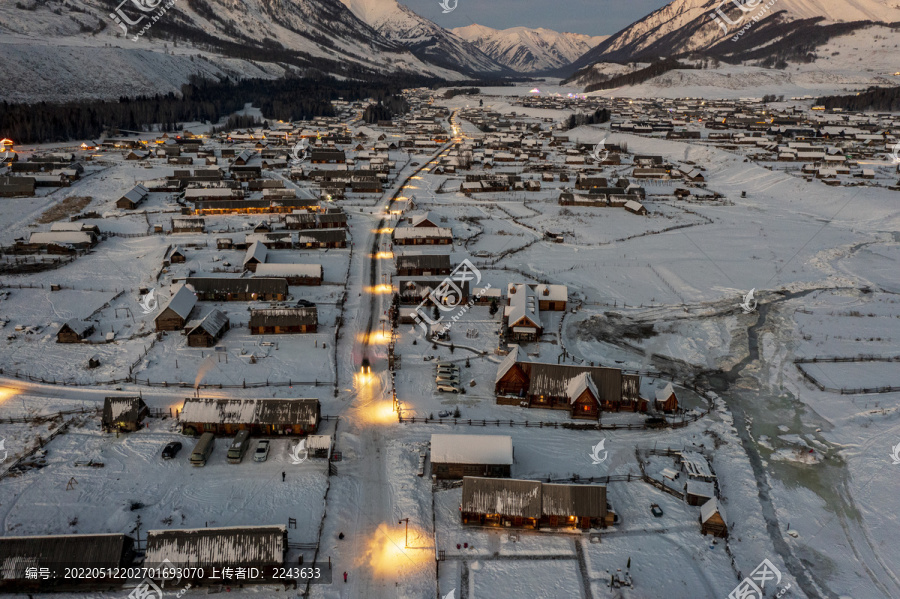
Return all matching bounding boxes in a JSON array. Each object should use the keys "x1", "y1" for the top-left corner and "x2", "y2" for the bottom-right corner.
[
  {"x1": 565, "y1": 0, "x2": 900, "y2": 75},
  {"x1": 339, "y1": 0, "x2": 509, "y2": 75},
  {"x1": 451, "y1": 23, "x2": 607, "y2": 72},
  {"x1": 0, "y1": 0, "x2": 471, "y2": 102}
]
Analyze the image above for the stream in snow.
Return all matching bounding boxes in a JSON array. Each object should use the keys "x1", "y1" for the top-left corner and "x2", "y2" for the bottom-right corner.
[{"x1": 702, "y1": 287, "x2": 879, "y2": 599}]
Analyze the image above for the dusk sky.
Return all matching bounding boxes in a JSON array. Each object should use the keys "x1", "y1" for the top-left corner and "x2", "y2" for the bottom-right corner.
[{"x1": 398, "y1": 0, "x2": 673, "y2": 36}]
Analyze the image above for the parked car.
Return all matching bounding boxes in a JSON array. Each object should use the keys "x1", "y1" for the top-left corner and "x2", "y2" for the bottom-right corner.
[
  {"x1": 650, "y1": 504, "x2": 663, "y2": 518},
  {"x1": 437, "y1": 365, "x2": 459, "y2": 374},
  {"x1": 437, "y1": 383, "x2": 461, "y2": 394},
  {"x1": 253, "y1": 440, "x2": 270, "y2": 462},
  {"x1": 436, "y1": 362, "x2": 456, "y2": 369},
  {"x1": 161, "y1": 442, "x2": 182, "y2": 460},
  {"x1": 436, "y1": 375, "x2": 460, "y2": 385}
]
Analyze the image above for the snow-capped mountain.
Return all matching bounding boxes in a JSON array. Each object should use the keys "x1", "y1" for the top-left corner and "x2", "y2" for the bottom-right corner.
[
  {"x1": 339, "y1": 0, "x2": 509, "y2": 75},
  {"x1": 452, "y1": 23, "x2": 607, "y2": 73},
  {"x1": 565, "y1": 0, "x2": 900, "y2": 76},
  {"x1": 0, "y1": 0, "x2": 482, "y2": 102}
]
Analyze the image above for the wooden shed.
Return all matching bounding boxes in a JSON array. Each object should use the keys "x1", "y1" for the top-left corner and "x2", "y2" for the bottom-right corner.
[
  {"x1": 144, "y1": 526, "x2": 286, "y2": 583},
  {"x1": 57, "y1": 318, "x2": 95, "y2": 343},
  {"x1": 461, "y1": 477, "x2": 542, "y2": 529},
  {"x1": 249, "y1": 307, "x2": 317, "y2": 334},
  {"x1": 186, "y1": 309, "x2": 230, "y2": 347},
  {"x1": 700, "y1": 498, "x2": 728, "y2": 537},
  {"x1": 155, "y1": 284, "x2": 197, "y2": 331},
  {"x1": 430, "y1": 434, "x2": 513, "y2": 480},
  {"x1": 185, "y1": 277, "x2": 288, "y2": 302},
  {"x1": 179, "y1": 398, "x2": 320, "y2": 436},
  {"x1": 101, "y1": 396, "x2": 149, "y2": 432},
  {"x1": 0, "y1": 533, "x2": 136, "y2": 592},
  {"x1": 540, "y1": 483, "x2": 607, "y2": 529},
  {"x1": 654, "y1": 383, "x2": 679, "y2": 412}
]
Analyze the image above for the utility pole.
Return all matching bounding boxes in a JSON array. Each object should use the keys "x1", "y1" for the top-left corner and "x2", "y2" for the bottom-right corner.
[{"x1": 398, "y1": 518, "x2": 409, "y2": 547}]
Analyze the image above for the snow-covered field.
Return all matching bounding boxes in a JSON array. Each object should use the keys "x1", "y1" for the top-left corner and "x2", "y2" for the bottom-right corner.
[{"x1": 1, "y1": 84, "x2": 900, "y2": 599}]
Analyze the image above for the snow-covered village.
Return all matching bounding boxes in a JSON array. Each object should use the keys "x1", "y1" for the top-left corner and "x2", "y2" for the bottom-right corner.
[{"x1": 2, "y1": 0, "x2": 900, "y2": 597}]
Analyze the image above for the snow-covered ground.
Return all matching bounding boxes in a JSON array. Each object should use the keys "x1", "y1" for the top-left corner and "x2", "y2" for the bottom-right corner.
[{"x1": 1, "y1": 85, "x2": 900, "y2": 599}]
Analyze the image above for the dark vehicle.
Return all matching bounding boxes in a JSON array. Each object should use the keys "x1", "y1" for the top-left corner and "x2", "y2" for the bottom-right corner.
[
  {"x1": 411, "y1": 162, "x2": 420, "y2": 167},
  {"x1": 161, "y1": 442, "x2": 183, "y2": 460},
  {"x1": 650, "y1": 504, "x2": 663, "y2": 518},
  {"x1": 361, "y1": 357, "x2": 371, "y2": 374},
  {"x1": 296, "y1": 299, "x2": 316, "y2": 308}
]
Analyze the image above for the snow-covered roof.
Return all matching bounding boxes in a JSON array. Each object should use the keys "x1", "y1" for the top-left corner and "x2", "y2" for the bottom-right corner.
[
  {"x1": 187, "y1": 309, "x2": 229, "y2": 337},
  {"x1": 461, "y1": 477, "x2": 541, "y2": 518},
  {"x1": 431, "y1": 434, "x2": 513, "y2": 465},
  {"x1": 566, "y1": 372, "x2": 599, "y2": 405},
  {"x1": 495, "y1": 346, "x2": 522, "y2": 384},
  {"x1": 145, "y1": 525, "x2": 286, "y2": 566},
  {"x1": 655, "y1": 383, "x2": 676, "y2": 402},
  {"x1": 29, "y1": 231, "x2": 93, "y2": 245},
  {"x1": 61, "y1": 318, "x2": 93, "y2": 336},
  {"x1": 533, "y1": 284, "x2": 567, "y2": 303},
  {"x1": 243, "y1": 240, "x2": 268, "y2": 267},
  {"x1": 700, "y1": 498, "x2": 725, "y2": 524},
  {"x1": 159, "y1": 284, "x2": 197, "y2": 320},
  {"x1": 392, "y1": 227, "x2": 452, "y2": 239},
  {"x1": 179, "y1": 398, "x2": 319, "y2": 425},
  {"x1": 507, "y1": 284, "x2": 540, "y2": 328},
  {"x1": 679, "y1": 451, "x2": 714, "y2": 479},
  {"x1": 686, "y1": 480, "x2": 715, "y2": 499},
  {"x1": 253, "y1": 263, "x2": 322, "y2": 278}
]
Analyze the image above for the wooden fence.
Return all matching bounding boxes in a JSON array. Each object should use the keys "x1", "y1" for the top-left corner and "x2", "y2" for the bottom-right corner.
[
  {"x1": 397, "y1": 414, "x2": 704, "y2": 430},
  {"x1": 0, "y1": 368, "x2": 333, "y2": 389}
]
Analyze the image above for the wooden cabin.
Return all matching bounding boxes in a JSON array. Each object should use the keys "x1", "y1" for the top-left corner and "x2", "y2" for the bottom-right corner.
[
  {"x1": 116, "y1": 184, "x2": 149, "y2": 209},
  {"x1": 461, "y1": 477, "x2": 609, "y2": 530},
  {"x1": 145, "y1": 526, "x2": 286, "y2": 584},
  {"x1": 184, "y1": 277, "x2": 288, "y2": 302},
  {"x1": 56, "y1": 319, "x2": 94, "y2": 343},
  {"x1": 253, "y1": 264, "x2": 323, "y2": 285},
  {"x1": 494, "y1": 348, "x2": 643, "y2": 417},
  {"x1": 179, "y1": 398, "x2": 320, "y2": 436},
  {"x1": 0, "y1": 534, "x2": 136, "y2": 592},
  {"x1": 167, "y1": 246, "x2": 186, "y2": 264},
  {"x1": 395, "y1": 253, "x2": 452, "y2": 277},
  {"x1": 700, "y1": 498, "x2": 728, "y2": 537},
  {"x1": 155, "y1": 284, "x2": 197, "y2": 331},
  {"x1": 186, "y1": 309, "x2": 230, "y2": 347},
  {"x1": 101, "y1": 396, "x2": 149, "y2": 432},
  {"x1": 242, "y1": 241, "x2": 268, "y2": 272},
  {"x1": 654, "y1": 383, "x2": 679, "y2": 412},
  {"x1": 249, "y1": 308, "x2": 317, "y2": 334},
  {"x1": 430, "y1": 434, "x2": 513, "y2": 480}
]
